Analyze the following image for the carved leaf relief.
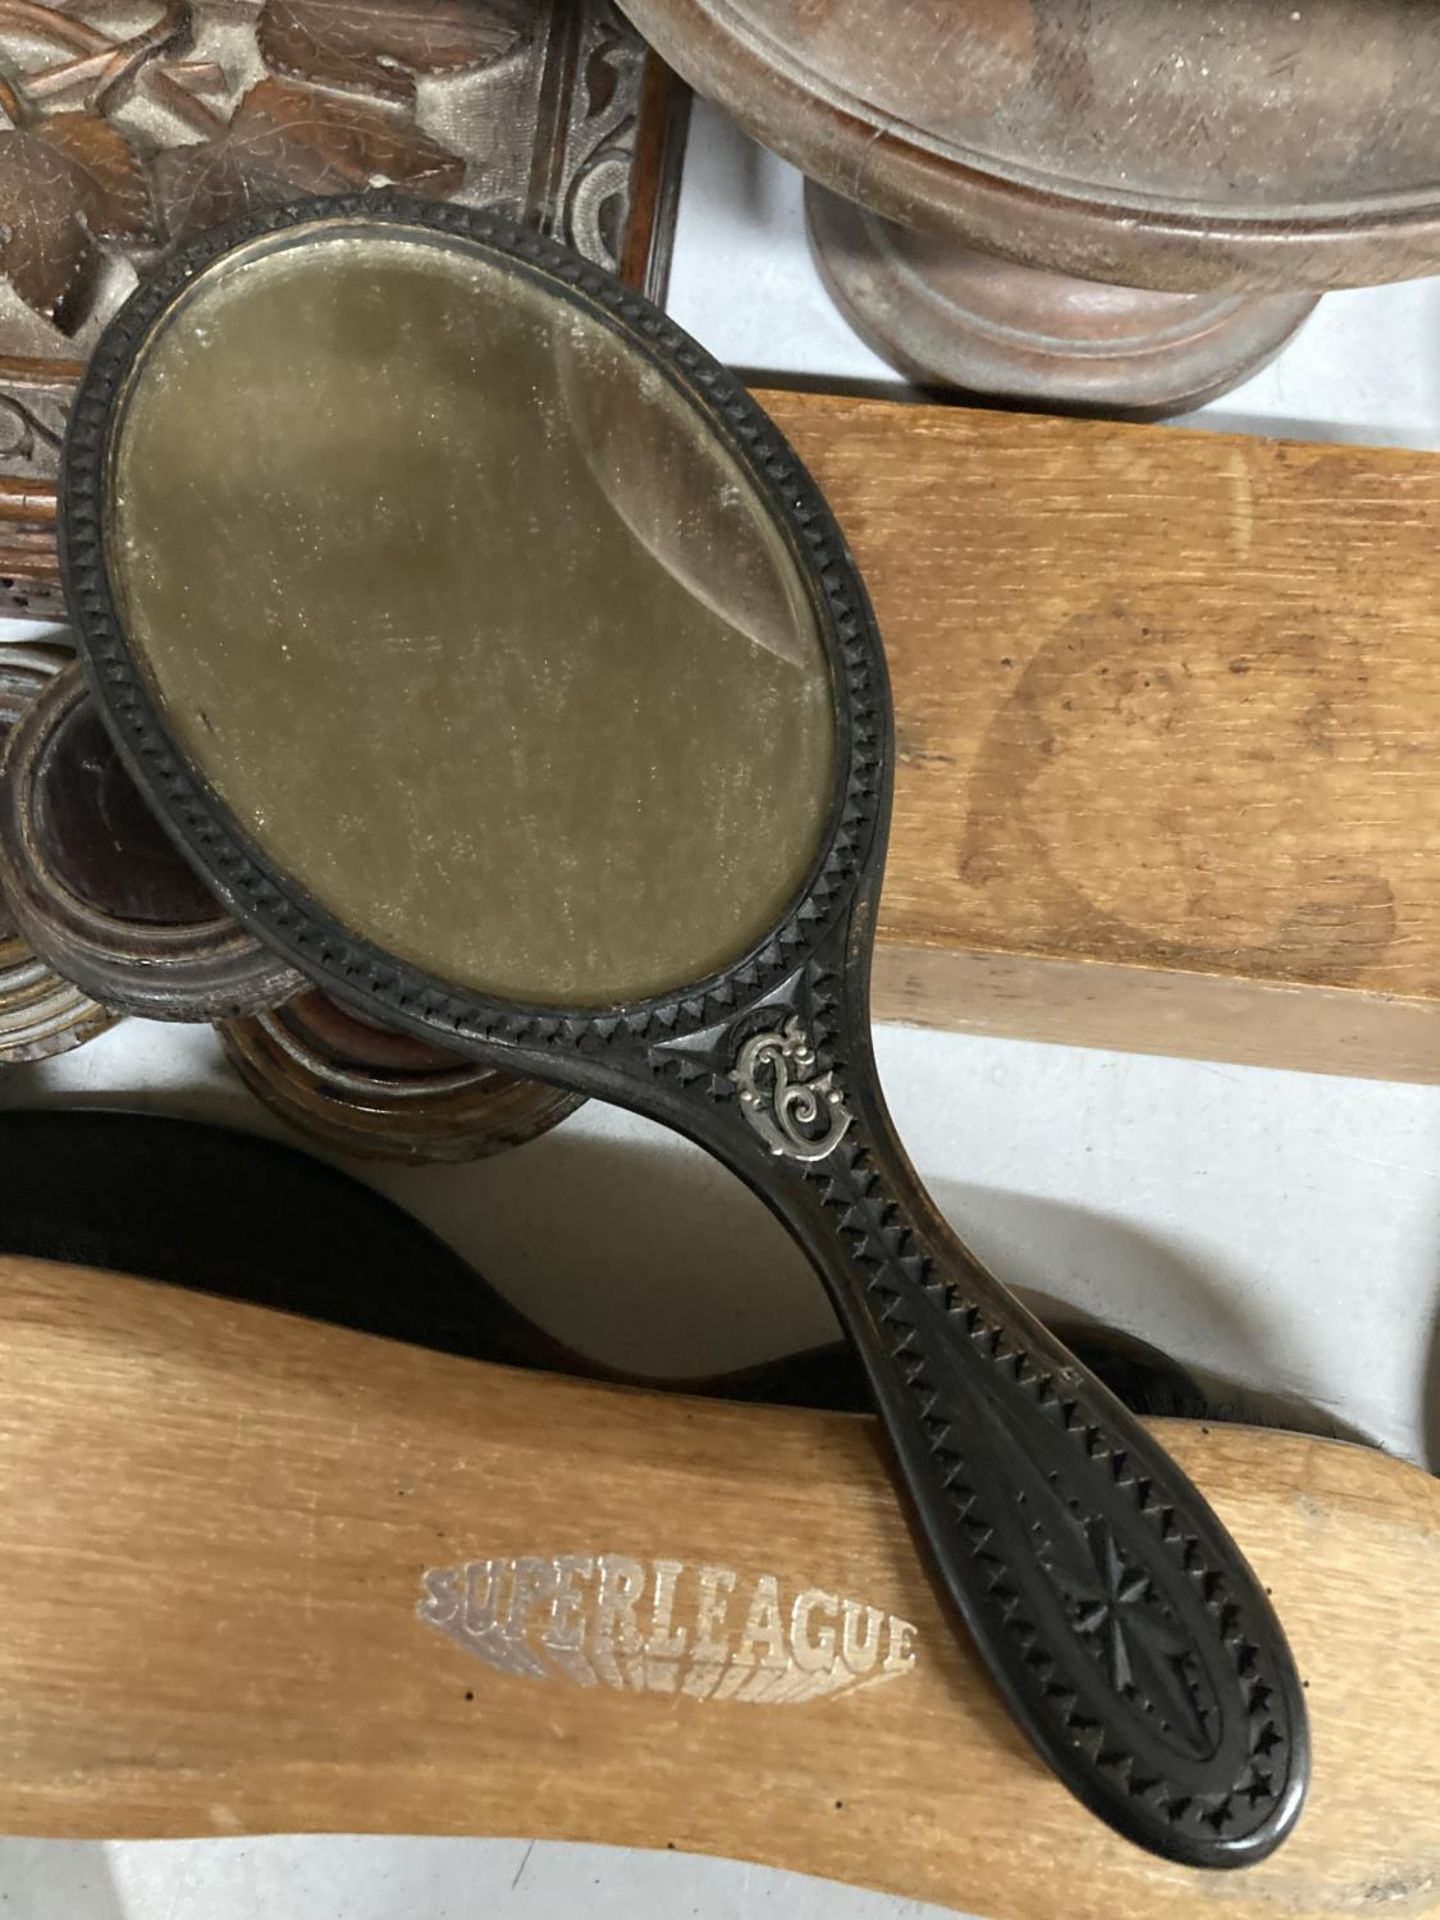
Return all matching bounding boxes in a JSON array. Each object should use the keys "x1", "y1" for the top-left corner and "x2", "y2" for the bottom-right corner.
[
  {"x1": 0, "y1": 110, "x2": 154, "y2": 328},
  {"x1": 256, "y1": 0, "x2": 530, "y2": 105},
  {"x1": 153, "y1": 75, "x2": 467, "y2": 244},
  {"x1": 0, "y1": 0, "x2": 664, "y2": 541}
]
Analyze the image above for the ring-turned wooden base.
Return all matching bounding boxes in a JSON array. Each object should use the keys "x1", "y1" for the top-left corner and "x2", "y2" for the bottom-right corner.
[
  {"x1": 0, "y1": 665, "x2": 304, "y2": 1023},
  {"x1": 806, "y1": 184, "x2": 1319, "y2": 414},
  {"x1": 0, "y1": 644, "x2": 116, "y2": 1061},
  {"x1": 222, "y1": 991, "x2": 585, "y2": 1164}
]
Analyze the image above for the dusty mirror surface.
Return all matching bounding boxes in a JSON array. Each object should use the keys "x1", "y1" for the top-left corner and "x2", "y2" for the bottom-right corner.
[{"x1": 105, "y1": 224, "x2": 835, "y2": 1006}]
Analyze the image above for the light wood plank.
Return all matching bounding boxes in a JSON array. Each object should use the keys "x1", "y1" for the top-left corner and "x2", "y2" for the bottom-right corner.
[
  {"x1": 759, "y1": 389, "x2": 1440, "y2": 1080},
  {"x1": 1, "y1": 1255, "x2": 1435, "y2": 1919}
]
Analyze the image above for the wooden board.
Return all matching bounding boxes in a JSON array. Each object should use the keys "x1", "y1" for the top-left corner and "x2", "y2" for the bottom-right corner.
[
  {"x1": 2, "y1": 1254, "x2": 1437, "y2": 1920},
  {"x1": 756, "y1": 389, "x2": 1440, "y2": 1081}
]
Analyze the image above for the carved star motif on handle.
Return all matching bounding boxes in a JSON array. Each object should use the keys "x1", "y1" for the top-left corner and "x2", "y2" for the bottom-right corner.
[{"x1": 1046, "y1": 1519, "x2": 1213, "y2": 1756}]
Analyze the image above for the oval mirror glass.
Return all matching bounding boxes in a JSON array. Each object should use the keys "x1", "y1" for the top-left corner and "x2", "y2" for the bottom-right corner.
[{"x1": 107, "y1": 224, "x2": 835, "y2": 1007}]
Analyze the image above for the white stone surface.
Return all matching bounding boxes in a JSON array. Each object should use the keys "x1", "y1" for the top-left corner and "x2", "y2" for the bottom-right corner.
[{"x1": 0, "y1": 1837, "x2": 955, "y2": 1920}]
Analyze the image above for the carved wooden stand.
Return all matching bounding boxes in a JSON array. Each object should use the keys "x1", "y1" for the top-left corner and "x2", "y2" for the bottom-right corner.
[
  {"x1": 223, "y1": 988, "x2": 585, "y2": 1162},
  {"x1": 0, "y1": 0, "x2": 686, "y2": 615},
  {"x1": 619, "y1": 0, "x2": 1440, "y2": 412},
  {"x1": 805, "y1": 187, "x2": 1318, "y2": 415}
]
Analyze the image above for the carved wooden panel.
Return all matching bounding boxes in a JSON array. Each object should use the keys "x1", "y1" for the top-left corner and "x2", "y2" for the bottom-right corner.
[{"x1": 0, "y1": 0, "x2": 687, "y2": 617}]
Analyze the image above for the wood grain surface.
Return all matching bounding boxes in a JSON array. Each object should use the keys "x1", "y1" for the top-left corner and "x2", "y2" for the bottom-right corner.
[
  {"x1": 2, "y1": 1254, "x2": 1436, "y2": 1919},
  {"x1": 757, "y1": 388, "x2": 1440, "y2": 1081}
]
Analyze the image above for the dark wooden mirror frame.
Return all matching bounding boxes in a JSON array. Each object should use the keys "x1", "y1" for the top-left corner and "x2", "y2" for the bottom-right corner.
[
  {"x1": 59, "y1": 193, "x2": 1307, "y2": 1867},
  {"x1": 65, "y1": 198, "x2": 870, "y2": 1061}
]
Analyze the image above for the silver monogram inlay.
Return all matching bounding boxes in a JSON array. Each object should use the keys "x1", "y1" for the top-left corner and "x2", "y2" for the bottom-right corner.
[{"x1": 730, "y1": 1017, "x2": 852, "y2": 1162}]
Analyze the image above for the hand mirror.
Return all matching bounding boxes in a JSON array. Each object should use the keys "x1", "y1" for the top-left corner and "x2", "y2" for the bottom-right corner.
[{"x1": 61, "y1": 196, "x2": 1306, "y2": 1865}]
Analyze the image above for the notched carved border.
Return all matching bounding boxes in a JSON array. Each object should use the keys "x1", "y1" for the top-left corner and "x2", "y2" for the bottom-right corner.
[{"x1": 787, "y1": 976, "x2": 1300, "y2": 1858}]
